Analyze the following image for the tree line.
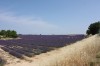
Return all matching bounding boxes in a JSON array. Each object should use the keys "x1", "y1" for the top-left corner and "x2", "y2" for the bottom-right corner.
[
  {"x1": 0, "y1": 30, "x2": 18, "y2": 38},
  {"x1": 0, "y1": 21, "x2": 99, "y2": 38}
]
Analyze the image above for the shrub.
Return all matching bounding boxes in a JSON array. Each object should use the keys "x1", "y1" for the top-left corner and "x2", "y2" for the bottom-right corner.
[{"x1": 86, "y1": 21, "x2": 100, "y2": 35}]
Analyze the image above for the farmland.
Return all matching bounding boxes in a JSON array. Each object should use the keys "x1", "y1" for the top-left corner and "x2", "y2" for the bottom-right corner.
[
  {"x1": 0, "y1": 34, "x2": 85, "y2": 64},
  {"x1": 0, "y1": 34, "x2": 100, "y2": 66}
]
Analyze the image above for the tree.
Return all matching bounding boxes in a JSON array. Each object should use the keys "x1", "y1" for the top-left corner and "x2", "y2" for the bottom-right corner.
[
  {"x1": 0, "y1": 30, "x2": 6, "y2": 37},
  {"x1": 86, "y1": 21, "x2": 100, "y2": 35},
  {"x1": 6, "y1": 30, "x2": 11, "y2": 37},
  {"x1": 0, "y1": 30, "x2": 18, "y2": 38},
  {"x1": 10, "y1": 30, "x2": 18, "y2": 38}
]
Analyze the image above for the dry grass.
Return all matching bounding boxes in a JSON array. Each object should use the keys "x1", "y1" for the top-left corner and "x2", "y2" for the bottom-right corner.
[
  {"x1": 5, "y1": 34, "x2": 100, "y2": 66},
  {"x1": 31, "y1": 34, "x2": 100, "y2": 66}
]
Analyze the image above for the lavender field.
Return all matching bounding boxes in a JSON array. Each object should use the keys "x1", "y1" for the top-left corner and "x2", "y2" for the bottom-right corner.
[{"x1": 0, "y1": 34, "x2": 85, "y2": 59}]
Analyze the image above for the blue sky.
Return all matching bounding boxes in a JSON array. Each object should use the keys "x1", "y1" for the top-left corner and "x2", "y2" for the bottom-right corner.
[{"x1": 0, "y1": 0, "x2": 100, "y2": 34}]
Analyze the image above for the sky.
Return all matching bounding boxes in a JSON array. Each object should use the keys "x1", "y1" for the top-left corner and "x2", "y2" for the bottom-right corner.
[{"x1": 0, "y1": 0, "x2": 100, "y2": 35}]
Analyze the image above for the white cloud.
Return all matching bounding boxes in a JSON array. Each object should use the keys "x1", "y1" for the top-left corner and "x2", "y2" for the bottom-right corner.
[{"x1": 0, "y1": 9, "x2": 62, "y2": 34}]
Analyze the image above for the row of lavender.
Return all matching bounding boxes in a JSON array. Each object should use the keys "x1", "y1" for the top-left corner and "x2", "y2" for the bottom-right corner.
[
  {"x1": 0, "y1": 34, "x2": 85, "y2": 59},
  {"x1": 18, "y1": 34, "x2": 85, "y2": 47}
]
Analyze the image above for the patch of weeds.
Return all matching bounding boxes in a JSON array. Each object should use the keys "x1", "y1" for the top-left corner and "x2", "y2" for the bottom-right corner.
[{"x1": 0, "y1": 58, "x2": 6, "y2": 66}]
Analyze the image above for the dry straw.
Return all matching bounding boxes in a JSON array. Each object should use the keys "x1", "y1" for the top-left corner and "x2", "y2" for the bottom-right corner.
[{"x1": 32, "y1": 34, "x2": 100, "y2": 66}]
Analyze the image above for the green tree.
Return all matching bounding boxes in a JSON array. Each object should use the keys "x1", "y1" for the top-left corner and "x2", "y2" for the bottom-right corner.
[
  {"x1": 0, "y1": 30, "x2": 18, "y2": 38},
  {"x1": 0, "y1": 30, "x2": 6, "y2": 37},
  {"x1": 86, "y1": 21, "x2": 100, "y2": 35},
  {"x1": 6, "y1": 30, "x2": 11, "y2": 37},
  {"x1": 10, "y1": 30, "x2": 18, "y2": 38}
]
